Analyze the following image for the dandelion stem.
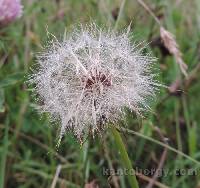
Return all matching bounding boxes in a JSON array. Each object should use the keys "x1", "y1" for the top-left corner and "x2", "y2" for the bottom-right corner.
[{"x1": 110, "y1": 126, "x2": 139, "y2": 188}]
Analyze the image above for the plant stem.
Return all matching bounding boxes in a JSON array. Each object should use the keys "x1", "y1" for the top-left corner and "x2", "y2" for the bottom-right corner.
[
  {"x1": 114, "y1": 0, "x2": 126, "y2": 31},
  {"x1": 110, "y1": 126, "x2": 139, "y2": 188}
]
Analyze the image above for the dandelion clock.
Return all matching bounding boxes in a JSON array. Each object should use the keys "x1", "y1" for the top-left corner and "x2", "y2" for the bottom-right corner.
[{"x1": 29, "y1": 24, "x2": 159, "y2": 142}]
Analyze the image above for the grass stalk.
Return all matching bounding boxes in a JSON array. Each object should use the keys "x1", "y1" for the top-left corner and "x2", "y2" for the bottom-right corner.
[
  {"x1": 0, "y1": 117, "x2": 9, "y2": 188},
  {"x1": 110, "y1": 126, "x2": 139, "y2": 188},
  {"x1": 114, "y1": 0, "x2": 126, "y2": 30}
]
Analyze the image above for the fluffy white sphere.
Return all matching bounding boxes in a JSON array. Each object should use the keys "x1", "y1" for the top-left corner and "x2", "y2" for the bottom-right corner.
[{"x1": 29, "y1": 24, "x2": 159, "y2": 141}]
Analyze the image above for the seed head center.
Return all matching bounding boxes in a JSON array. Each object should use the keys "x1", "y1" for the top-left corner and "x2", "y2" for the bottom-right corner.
[{"x1": 82, "y1": 70, "x2": 112, "y2": 91}]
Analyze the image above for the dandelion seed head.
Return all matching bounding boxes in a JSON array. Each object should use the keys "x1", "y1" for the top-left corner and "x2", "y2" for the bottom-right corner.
[{"x1": 29, "y1": 24, "x2": 159, "y2": 141}]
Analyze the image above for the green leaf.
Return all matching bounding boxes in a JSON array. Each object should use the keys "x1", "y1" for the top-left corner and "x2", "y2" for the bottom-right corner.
[
  {"x1": 0, "y1": 117, "x2": 9, "y2": 188},
  {"x1": 0, "y1": 89, "x2": 5, "y2": 113},
  {"x1": 0, "y1": 72, "x2": 24, "y2": 88},
  {"x1": 189, "y1": 123, "x2": 197, "y2": 158}
]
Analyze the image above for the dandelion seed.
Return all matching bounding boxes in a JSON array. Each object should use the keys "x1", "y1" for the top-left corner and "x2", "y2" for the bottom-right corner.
[
  {"x1": 29, "y1": 24, "x2": 159, "y2": 142},
  {"x1": 0, "y1": 0, "x2": 23, "y2": 26}
]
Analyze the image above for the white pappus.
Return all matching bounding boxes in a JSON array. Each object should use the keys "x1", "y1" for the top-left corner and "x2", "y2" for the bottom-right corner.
[{"x1": 28, "y1": 24, "x2": 160, "y2": 142}]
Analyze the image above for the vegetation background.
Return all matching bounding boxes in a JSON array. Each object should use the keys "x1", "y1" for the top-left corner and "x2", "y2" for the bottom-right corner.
[{"x1": 0, "y1": 0, "x2": 200, "y2": 187}]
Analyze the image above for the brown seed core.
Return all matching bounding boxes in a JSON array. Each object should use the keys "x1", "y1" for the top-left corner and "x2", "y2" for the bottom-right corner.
[{"x1": 82, "y1": 70, "x2": 111, "y2": 90}]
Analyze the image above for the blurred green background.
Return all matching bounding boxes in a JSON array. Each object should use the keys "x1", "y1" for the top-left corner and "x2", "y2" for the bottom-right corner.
[{"x1": 0, "y1": 0, "x2": 200, "y2": 187}]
